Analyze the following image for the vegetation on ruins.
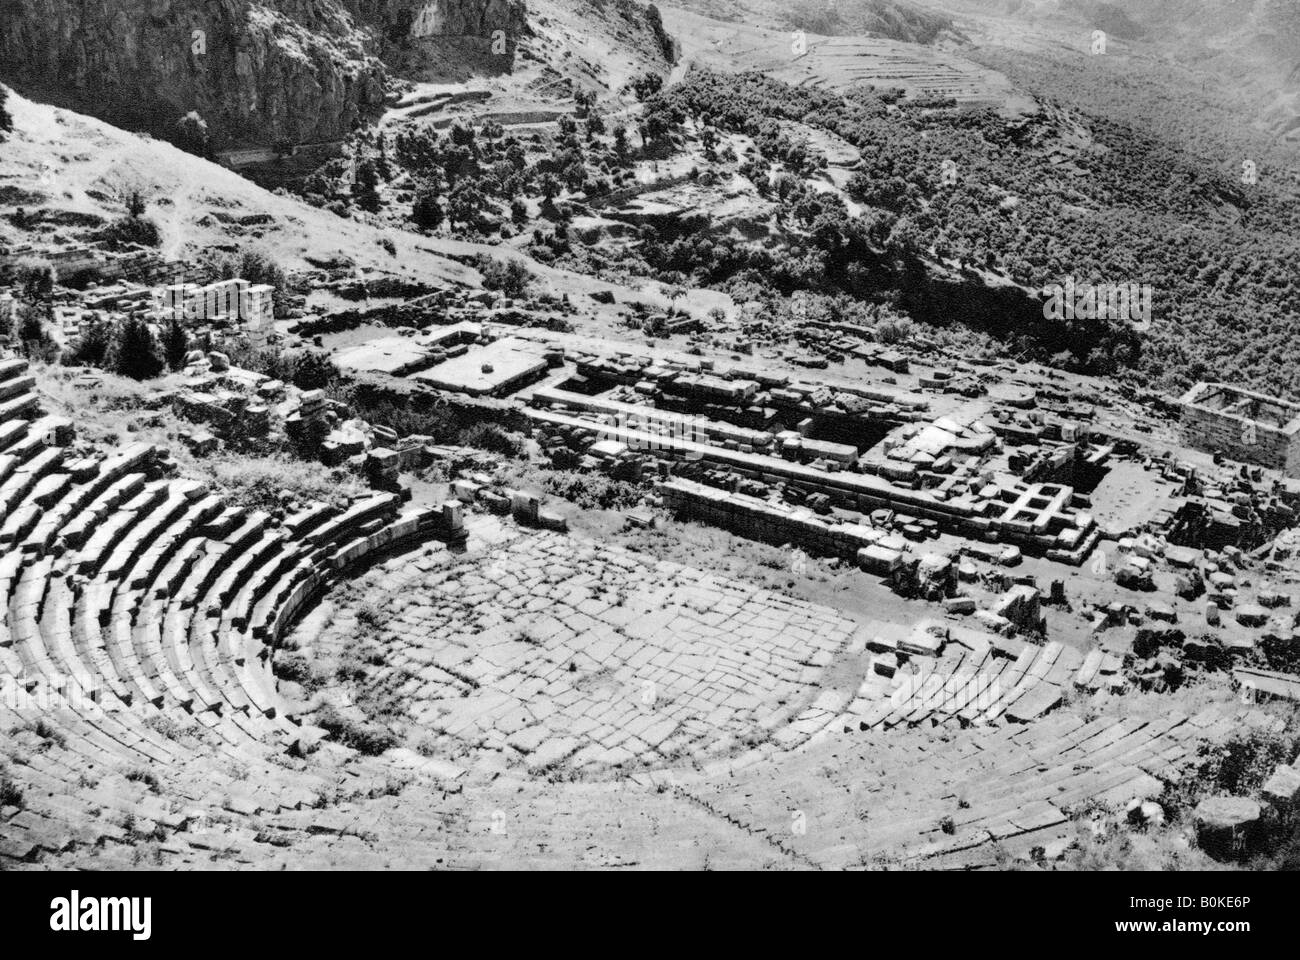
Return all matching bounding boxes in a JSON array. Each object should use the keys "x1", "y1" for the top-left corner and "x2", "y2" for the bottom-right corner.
[
  {"x1": 0, "y1": 776, "x2": 24, "y2": 809},
  {"x1": 458, "y1": 422, "x2": 526, "y2": 458},
  {"x1": 196, "y1": 455, "x2": 364, "y2": 513},
  {"x1": 1163, "y1": 709, "x2": 1299, "y2": 816},
  {"x1": 224, "y1": 341, "x2": 338, "y2": 392},
  {"x1": 315, "y1": 705, "x2": 401, "y2": 757},
  {"x1": 1062, "y1": 706, "x2": 1300, "y2": 871},
  {"x1": 535, "y1": 469, "x2": 643, "y2": 511}
]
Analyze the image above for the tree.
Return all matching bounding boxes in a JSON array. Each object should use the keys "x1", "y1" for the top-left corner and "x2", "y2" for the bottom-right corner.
[
  {"x1": 510, "y1": 198, "x2": 528, "y2": 226},
  {"x1": 411, "y1": 181, "x2": 444, "y2": 230},
  {"x1": 64, "y1": 315, "x2": 113, "y2": 367},
  {"x1": 629, "y1": 73, "x2": 664, "y2": 100},
  {"x1": 442, "y1": 144, "x2": 477, "y2": 186},
  {"x1": 449, "y1": 123, "x2": 476, "y2": 148},
  {"x1": 111, "y1": 316, "x2": 164, "y2": 380},
  {"x1": 476, "y1": 256, "x2": 533, "y2": 298},
  {"x1": 447, "y1": 180, "x2": 488, "y2": 231},
  {"x1": 640, "y1": 114, "x2": 668, "y2": 147},
  {"x1": 175, "y1": 111, "x2": 210, "y2": 158},
  {"x1": 0, "y1": 84, "x2": 12, "y2": 139},
  {"x1": 17, "y1": 260, "x2": 56, "y2": 300},
  {"x1": 18, "y1": 307, "x2": 48, "y2": 350},
  {"x1": 162, "y1": 318, "x2": 189, "y2": 371},
  {"x1": 17, "y1": 305, "x2": 58, "y2": 363},
  {"x1": 127, "y1": 190, "x2": 147, "y2": 219},
  {"x1": 353, "y1": 158, "x2": 381, "y2": 212},
  {"x1": 286, "y1": 350, "x2": 337, "y2": 390},
  {"x1": 700, "y1": 125, "x2": 718, "y2": 158},
  {"x1": 538, "y1": 173, "x2": 561, "y2": 202}
]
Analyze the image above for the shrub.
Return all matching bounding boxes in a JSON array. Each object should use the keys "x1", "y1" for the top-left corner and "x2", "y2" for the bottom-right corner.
[
  {"x1": 273, "y1": 651, "x2": 325, "y2": 691},
  {"x1": 100, "y1": 215, "x2": 161, "y2": 247},
  {"x1": 356, "y1": 602, "x2": 385, "y2": 631},
  {"x1": 284, "y1": 350, "x2": 337, "y2": 391},
  {"x1": 876, "y1": 317, "x2": 913, "y2": 344},
  {"x1": 197, "y1": 456, "x2": 363, "y2": 512},
  {"x1": 458, "y1": 423, "x2": 525, "y2": 457},
  {"x1": 353, "y1": 397, "x2": 457, "y2": 443},
  {"x1": 1162, "y1": 717, "x2": 1300, "y2": 819},
  {"x1": 0, "y1": 777, "x2": 24, "y2": 808},
  {"x1": 124, "y1": 767, "x2": 161, "y2": 792},
  {"x1": 315, "y1": 704, "x2": 399, "y2": 756},
  {"x1": 30, "y1": 719, "x2": 67, "y2": 749},
  {"x1": 224, "y1": 343, "x2": 338, "y2": 391},
  {"x1": 540, "y1": 470, "x2": 641, "y2": 510}
]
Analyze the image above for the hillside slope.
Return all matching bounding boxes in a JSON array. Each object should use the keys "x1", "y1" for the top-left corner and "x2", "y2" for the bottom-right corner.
[
  {"x1": 0, "y1": 0, "x2": 676, "y2": 152},
  {"x1": 0, "y1": 88, "x2": 728, "y2": 317}
]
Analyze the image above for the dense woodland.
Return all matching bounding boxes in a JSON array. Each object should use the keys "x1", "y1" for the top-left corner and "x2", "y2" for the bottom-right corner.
[
  {"x1": 299, "y1": 41, "x2": 1300, "y2": 400},
  {"x1": 636, "y1": 62, "x2": 1300, "y2": 398}
]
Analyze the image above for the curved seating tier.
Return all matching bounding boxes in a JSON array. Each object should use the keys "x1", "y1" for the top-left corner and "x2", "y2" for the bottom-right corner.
[{"x1": 0, "y1": 360, "x2": 458, "y2": 865}]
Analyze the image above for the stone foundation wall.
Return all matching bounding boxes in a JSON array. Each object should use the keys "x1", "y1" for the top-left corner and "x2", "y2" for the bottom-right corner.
[{"x1": 1179, "y1": 403, "x2": 1295, "y2": 475}]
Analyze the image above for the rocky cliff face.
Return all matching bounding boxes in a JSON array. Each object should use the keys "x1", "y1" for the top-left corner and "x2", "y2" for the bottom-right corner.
[
  {"x1": 0, "y1": 0, "x2": 526, "y2": 149},
  {"x1": 352, "y1": 0, "x2": 528, "y2": 43},
  {"x1": 350, "y1": 0, "x2": 531, "y2": 77}
]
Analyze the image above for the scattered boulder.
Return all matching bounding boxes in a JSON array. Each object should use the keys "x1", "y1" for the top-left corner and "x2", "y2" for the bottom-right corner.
[
  {"x1": 1115, "y1": 564, "x2": 1154, "y2": 591},
  {"x1": 1126, "y1": 798, "x2": 1165, "y2": 828},
  {"x1": 1236, "y1": 604, "x2": 1269, "y2": 628},
  {"x1": 1262, "y1": 765, "x2": 1300, "y2": 812}
]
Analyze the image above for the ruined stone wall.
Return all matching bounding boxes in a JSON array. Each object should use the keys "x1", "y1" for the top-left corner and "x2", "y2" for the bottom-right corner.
[
  {"x1": 1179, "y1": 402, "x2": 1296, "y2": 475},
  {"x1": 659, "y1": 478, "x2": 885, "y2": 561}
]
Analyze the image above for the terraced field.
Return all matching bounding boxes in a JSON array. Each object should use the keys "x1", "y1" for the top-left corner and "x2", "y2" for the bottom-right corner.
[{"x1": 659, "y1": 5, "x2": 1037, "y2": 115}]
